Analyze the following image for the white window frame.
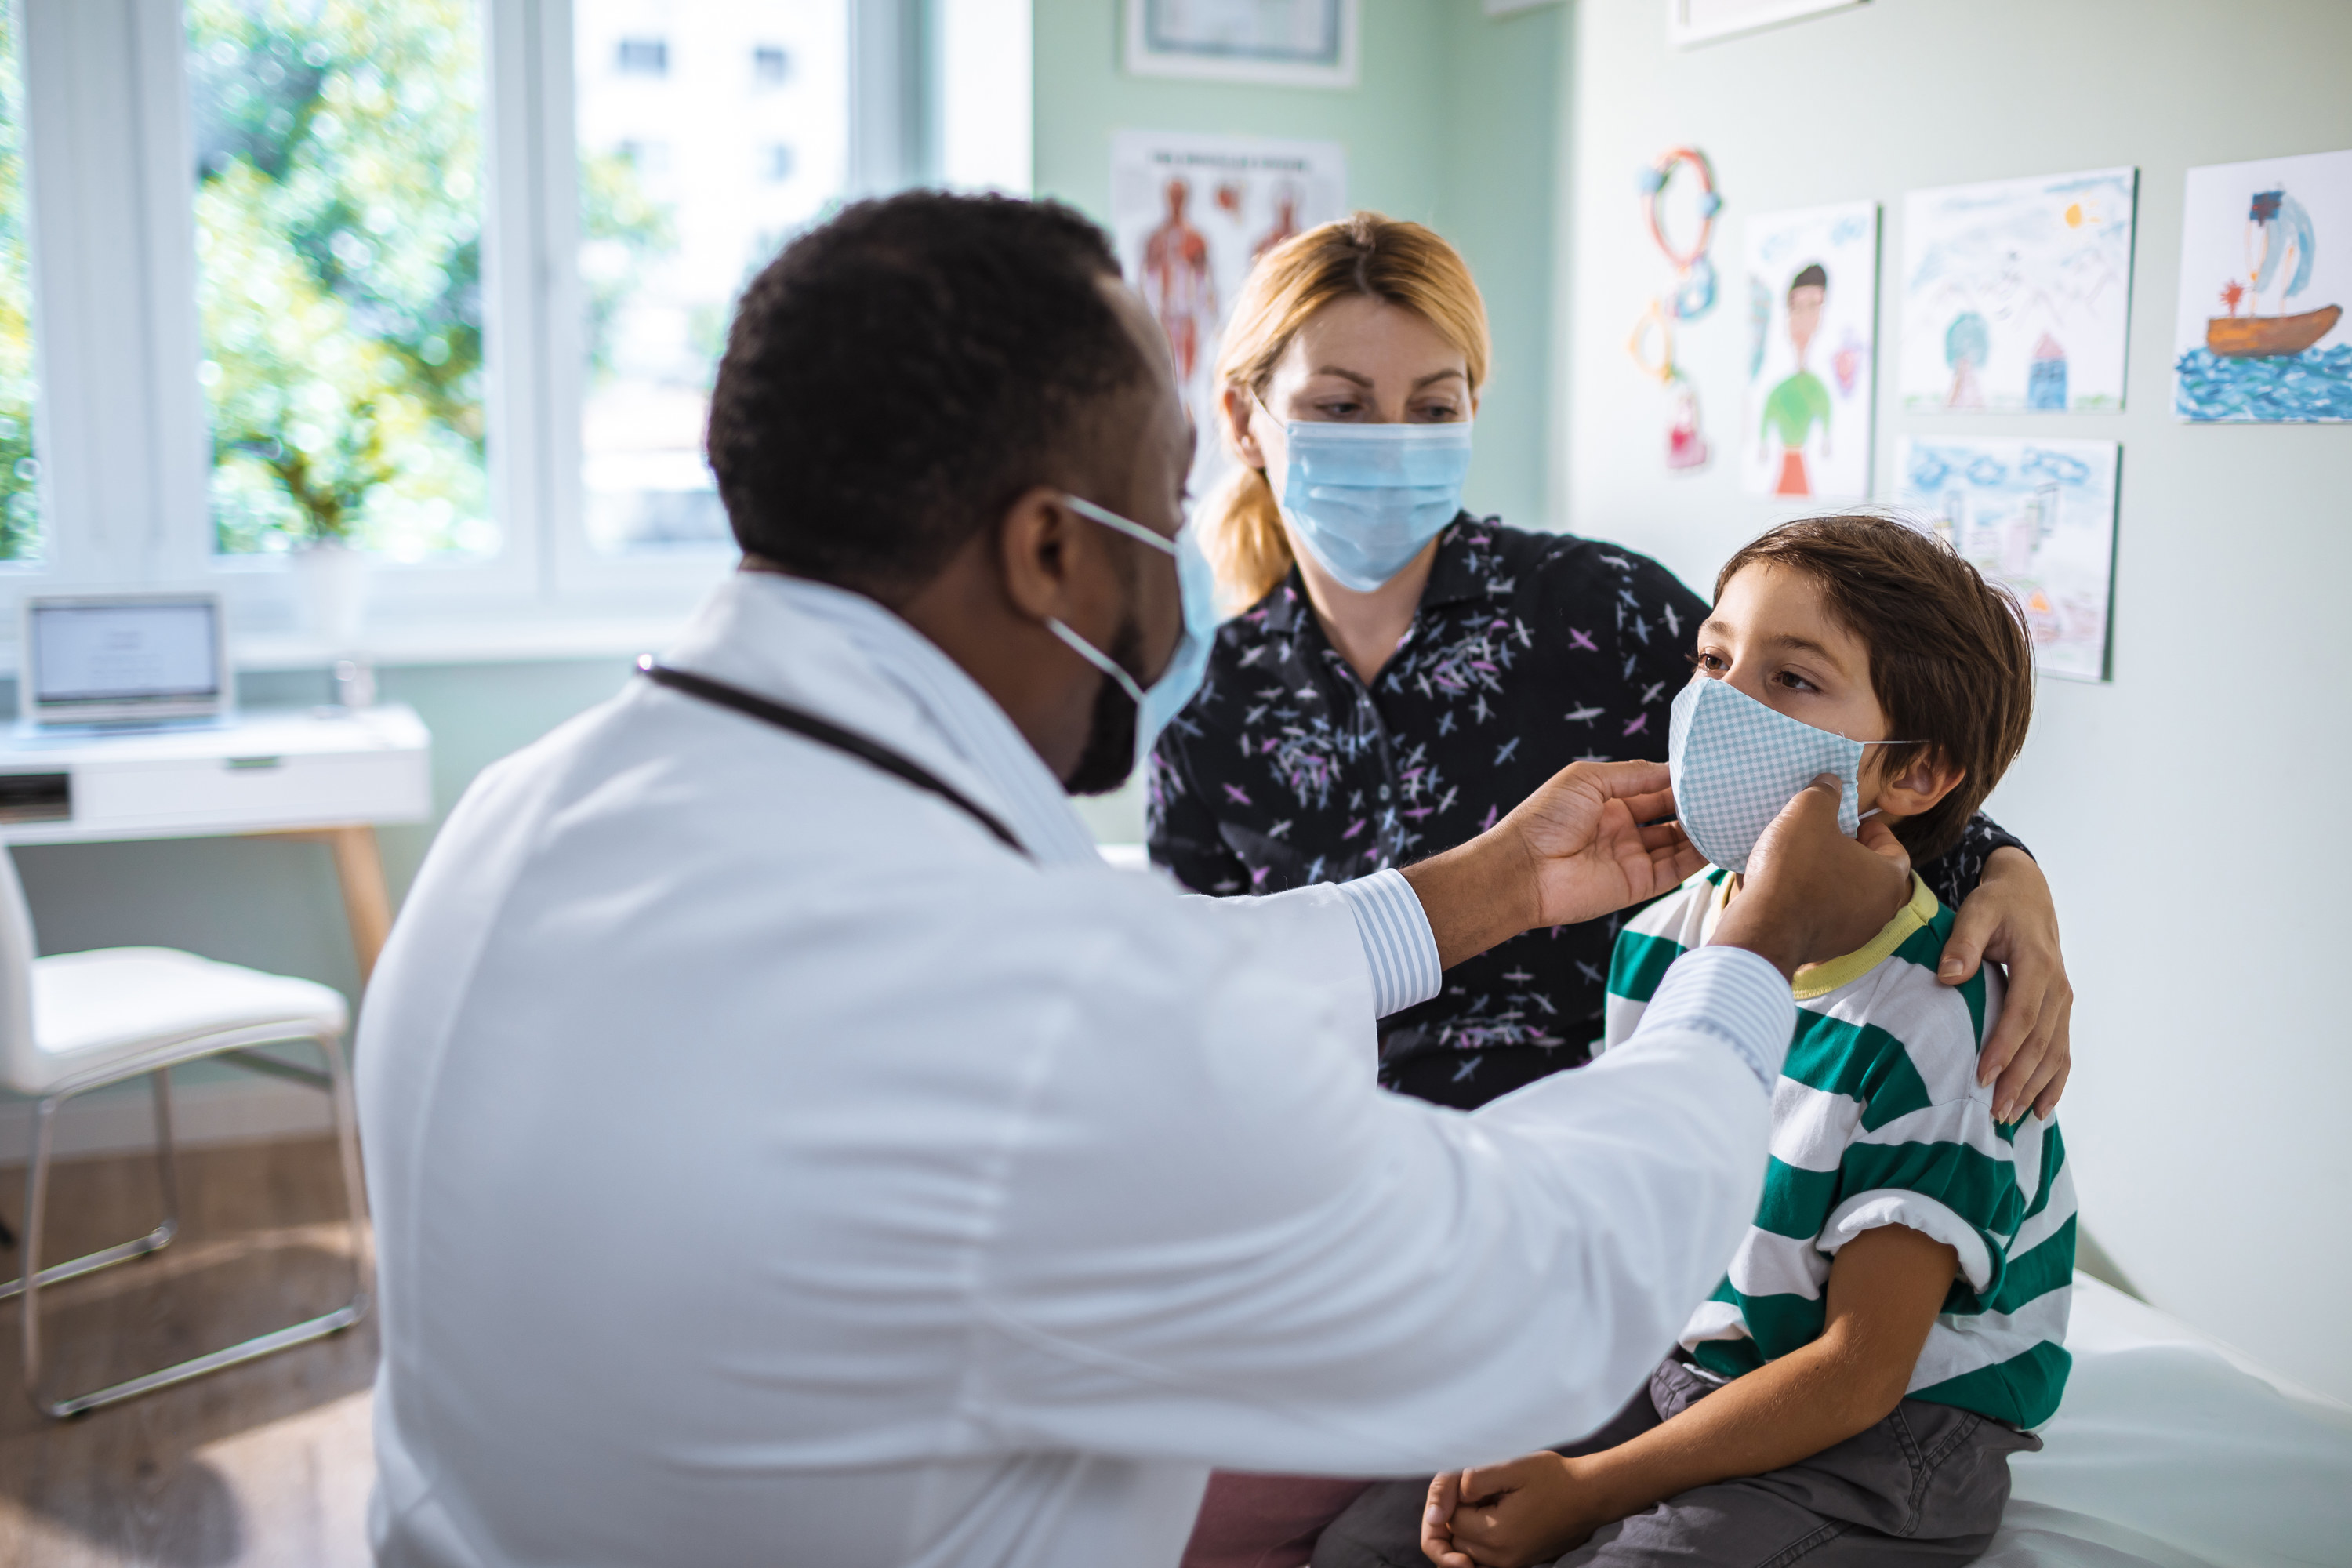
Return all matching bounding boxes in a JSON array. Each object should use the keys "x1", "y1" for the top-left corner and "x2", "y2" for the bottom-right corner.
[{"x1": 3, "y1": 0, "x2": 1032, "y2": 672}]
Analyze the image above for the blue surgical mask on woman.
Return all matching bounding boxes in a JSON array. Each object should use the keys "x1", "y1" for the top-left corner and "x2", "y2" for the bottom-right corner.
[
  {"x1": 1041, "y1": 494, "x2": 1220, "y2": 773},
  {"x1": 1268, "y1": 412, "x2": 1475, "y2": 592}
]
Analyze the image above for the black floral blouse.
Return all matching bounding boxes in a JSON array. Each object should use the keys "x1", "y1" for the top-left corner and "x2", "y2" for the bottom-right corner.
[{"x1": 1147, "y1": 517, "x2": 2028, "y2": 1110}]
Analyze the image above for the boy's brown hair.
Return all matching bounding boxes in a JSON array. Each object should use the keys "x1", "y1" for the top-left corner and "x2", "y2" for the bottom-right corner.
[{"x1": 1715, "y1": 514, "x2": 2034, "y2": 864}]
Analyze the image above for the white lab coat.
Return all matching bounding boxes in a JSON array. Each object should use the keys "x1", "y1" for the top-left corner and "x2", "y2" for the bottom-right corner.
[{"x1": 358, "y1": 571, "x2": 1777, "y2": 1568}]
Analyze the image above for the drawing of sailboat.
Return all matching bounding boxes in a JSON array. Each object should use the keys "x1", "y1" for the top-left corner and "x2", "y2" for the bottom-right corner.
[{"x1": 2208, "y1": 187, "x2": 2341, "y2": 357}]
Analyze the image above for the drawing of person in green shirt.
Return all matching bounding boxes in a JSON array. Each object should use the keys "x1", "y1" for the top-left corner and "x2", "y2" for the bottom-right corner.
[{"x1": 1760, "y1": 263, "x2": 1831, "y2": 495}]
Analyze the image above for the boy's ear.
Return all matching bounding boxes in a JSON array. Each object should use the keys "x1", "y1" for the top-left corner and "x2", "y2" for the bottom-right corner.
[{"x1": 1875, "y1": 746, "x2": 1966, "y2": 822}]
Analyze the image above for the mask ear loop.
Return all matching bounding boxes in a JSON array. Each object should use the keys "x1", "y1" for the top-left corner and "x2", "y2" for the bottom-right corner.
[
  {"x1": 1039, "y1": 492, "x2": 1178, "y2": 709},
  {"x1": 1042, "y1": 618, "x2": 1146, "y2": 707},
  {"x1": 1058, "y1": 492, "x2": 1176, "y2": 557},
  {"x1": 1853, "y1": 738, "x2": 1925, "y2": 823}
]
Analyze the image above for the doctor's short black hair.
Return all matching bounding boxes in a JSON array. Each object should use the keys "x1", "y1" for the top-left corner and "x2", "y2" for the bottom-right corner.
[{"x1": 706, "y1": 191, "x2": 1148, "y2": 598}]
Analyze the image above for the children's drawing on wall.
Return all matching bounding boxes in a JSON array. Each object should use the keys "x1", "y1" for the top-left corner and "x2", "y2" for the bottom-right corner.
[
  {"x1": 1893, "y1": 437, "x2": 2120, "y2": 682},
  {"x1": 1626, "y1": 145, "x2": 1722, "y2": 474},
  {"x1": 1899, "y1": 168, "x2": 2137, "y2": 412},
  {"x1": 1742, "y1": 201, "x2": 1877, "y2": 499},
  {"x1": 2172, "y1": 145, "x2": 2352, "y2": 422},
  {"x1": 1110, "y1": 131, "x2": 1346, "y2": 490}
]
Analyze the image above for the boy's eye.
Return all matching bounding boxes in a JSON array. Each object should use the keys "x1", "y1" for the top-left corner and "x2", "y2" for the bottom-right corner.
[
  {"x1": 1688, "y1": 651, "x2": 1727, "y2": 673},
  {"x1": 1771, "y1": 670, "x2": 1818, "y2": 694}
]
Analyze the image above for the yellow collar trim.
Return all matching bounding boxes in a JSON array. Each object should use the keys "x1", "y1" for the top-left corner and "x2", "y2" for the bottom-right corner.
[{"x1": 1701, "y1": 870, "x2": 1940, "y2": 1000}]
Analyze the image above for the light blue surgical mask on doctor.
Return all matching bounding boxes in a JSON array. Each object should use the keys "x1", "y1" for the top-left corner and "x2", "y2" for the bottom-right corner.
[
  {"x1": 1269, "y1": 412, "x2": 1475, "y2": 592},
  {"x1": 1041, "y1": 493, "x2": 1220, "y2": 774}
]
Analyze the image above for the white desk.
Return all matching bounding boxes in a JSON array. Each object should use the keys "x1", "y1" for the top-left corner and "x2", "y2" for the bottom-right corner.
[{"x1": 0, "y1": 705, "x2": 432, "y2": 978}]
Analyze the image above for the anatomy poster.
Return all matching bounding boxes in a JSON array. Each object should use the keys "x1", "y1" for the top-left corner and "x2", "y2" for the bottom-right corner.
[
  {"x1": 2172, "y1": 146, "x2": 2352, "y2": 422},
  {"x1": 1893, "y1": 437, "x2": 2120, "y2": 683},
  {"x1": 1742, "y1": 201, "x2": 1878, "y2": 500},
  {"x1": 1109, "y1": 130, "x2": 1346, "y2": 490},
  {"x1": 1900, "y1": 168, "x2": 2137, "y2": 412}
]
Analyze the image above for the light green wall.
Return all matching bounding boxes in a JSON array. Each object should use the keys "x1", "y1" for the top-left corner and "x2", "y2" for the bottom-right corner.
[
  {"x1": 1428, "y1": 2, "x2": 1566, "y2": 535},
  {"x1": 1559, "y1": 0, "x2": 2352, "y2": 1399}
]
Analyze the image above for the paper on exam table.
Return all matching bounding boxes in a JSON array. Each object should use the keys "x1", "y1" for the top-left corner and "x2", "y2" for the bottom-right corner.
[{"x1": 1976, "y1": 1274, "x2": 2352, "y2": 1568}]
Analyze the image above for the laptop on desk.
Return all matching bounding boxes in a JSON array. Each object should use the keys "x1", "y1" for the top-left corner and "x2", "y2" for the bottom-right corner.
[{"x1": 20, "y1": 593, "x2": 230, "y2": 730}]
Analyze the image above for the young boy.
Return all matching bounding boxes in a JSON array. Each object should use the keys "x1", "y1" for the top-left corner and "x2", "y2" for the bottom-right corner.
[{"x1": 1313, "y1": 515, "x2": 2074, "y2": 1568}]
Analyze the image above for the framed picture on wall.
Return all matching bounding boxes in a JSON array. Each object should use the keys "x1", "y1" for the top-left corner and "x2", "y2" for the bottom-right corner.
[
  {"x1": 1123, "y1": 0, "x2": 1360, "y2": 89},
  {"x1": 1671, "y1": 0, "x2": 1865, "y2": 49}
]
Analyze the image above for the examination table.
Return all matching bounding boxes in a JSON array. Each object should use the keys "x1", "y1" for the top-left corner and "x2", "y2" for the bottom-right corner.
[{"x1": 1980, "y1": 1275, "x2": 2350, "y2": 1566}]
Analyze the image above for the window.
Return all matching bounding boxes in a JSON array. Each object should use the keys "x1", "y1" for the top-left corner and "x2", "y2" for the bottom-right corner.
[
  {"x1": 187, "y1": 0, "x2": 492, "y2": 561},
  {"x1": 615, "y1": 137, "x2": 672, "y2": 180},
  {"x1": 0, "y1": 0, "x2": 1022, "y2": 651},
  {"x1": 615, "y1": 36, "x2": 667, "y2": 76},
  {"x1": 0, "y1": 5, "x2": 35, "y2": 564},
  {"x1": 573, "y1": 0, "x2": 848, "y2": 554}
]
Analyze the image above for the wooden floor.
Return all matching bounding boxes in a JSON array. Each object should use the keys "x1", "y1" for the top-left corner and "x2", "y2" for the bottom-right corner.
[{"x1": 0, "y1": 1138, "x2": 376, "y2": 1568}]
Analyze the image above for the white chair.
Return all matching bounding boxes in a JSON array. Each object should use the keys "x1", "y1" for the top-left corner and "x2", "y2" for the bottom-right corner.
[{"x1": 0, "y1": 844, "x2": 371, "y2": 1417}]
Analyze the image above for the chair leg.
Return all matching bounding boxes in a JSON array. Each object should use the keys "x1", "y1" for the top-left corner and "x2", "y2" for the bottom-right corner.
[
  {"x1": 19, "y1": 1031, "x2": 373, "y2": 1419},
  {"x1": 150, "y1": 1068, "x2": 183, "y2": 1252},
  {"x1": 18, "y1": 1095, "x2": 55, "y2": 1404},
  {"x1": 0, "y1": 1081, "x2": 178, "y2": 1306},
  {"x1": 320, "y1": 1031, "x2": 377, "y2": 1313}
]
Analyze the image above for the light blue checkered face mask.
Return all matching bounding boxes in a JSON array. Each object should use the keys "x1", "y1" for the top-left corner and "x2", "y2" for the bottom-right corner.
[
  {"x1": 1041, "y1": 494, "x2": 1220, "y2": 775},
  {"x1": 1272, "y1": 417, "x2": 1475, "y2": 592},
  {"x1": 1668, "y1": 675, "x2": 1907, "y2": 874}
]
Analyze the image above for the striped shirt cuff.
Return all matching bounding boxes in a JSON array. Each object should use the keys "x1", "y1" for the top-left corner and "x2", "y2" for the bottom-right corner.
[
  {"x1": 1634, "y1": 946, "x2": 1794, "y2": 1092},
  {"x1": 1336, "y1": 869, "x2": 1443, "y2": 1019}
]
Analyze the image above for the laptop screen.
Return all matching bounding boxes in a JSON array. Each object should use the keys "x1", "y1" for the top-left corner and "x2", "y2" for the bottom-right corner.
[{"x1": 31, "y1": 600, "x2": 221, "y2": 706}]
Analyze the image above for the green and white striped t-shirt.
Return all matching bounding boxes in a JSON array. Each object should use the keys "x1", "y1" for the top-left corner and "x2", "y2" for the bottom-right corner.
[{"x1": 1606, "y1": 868, "x2": 2075, "y2": 1429}]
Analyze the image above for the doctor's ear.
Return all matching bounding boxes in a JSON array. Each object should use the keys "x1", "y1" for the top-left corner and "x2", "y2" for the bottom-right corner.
[
  {"x1": 993, "y1": 486, "x2": 1096, "y2": 622},
  {"x1": 1873, "y1": 746, "x2": 1965, "y2": 822}
]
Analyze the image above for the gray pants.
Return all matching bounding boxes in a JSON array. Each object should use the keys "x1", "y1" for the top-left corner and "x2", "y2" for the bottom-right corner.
[{"x1": 1312, "y1": 1359, "x2": 2038, "y2": 1568}]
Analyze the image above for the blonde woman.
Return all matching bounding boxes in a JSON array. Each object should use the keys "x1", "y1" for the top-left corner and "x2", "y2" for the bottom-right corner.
[{"x1": 1160, "y1": 215, "x2": 2075, "y2": 1568}]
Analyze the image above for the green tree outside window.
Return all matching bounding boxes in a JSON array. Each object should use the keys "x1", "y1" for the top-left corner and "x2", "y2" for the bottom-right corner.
[
  {"x1": 0, "y1": 5, "x2": 39, "y2": 564},
  {"x1": 190, "y1": 0, "x2": 665, "y2": 558},
  {"x1": 191, "y1": 0, "x2": 488, "y2": 555}
]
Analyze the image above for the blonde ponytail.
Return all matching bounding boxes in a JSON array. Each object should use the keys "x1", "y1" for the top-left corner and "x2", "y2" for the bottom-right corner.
[
  {"x1": 1200, "y1": 463, "x2": 1290, "y2": 615},
  {"x1": 1200, "y1": 212, "x2": 1492, "y2": 609}
]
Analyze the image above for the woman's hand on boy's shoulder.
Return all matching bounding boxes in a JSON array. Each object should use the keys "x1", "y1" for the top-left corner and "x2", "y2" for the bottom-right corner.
[
  {"x1": 1939, "y1": 846, "x2": 2073, "y2": 1123},
  {"x1": 1421, "y1": 1454, "x2": 1617, "y2": 1568}
]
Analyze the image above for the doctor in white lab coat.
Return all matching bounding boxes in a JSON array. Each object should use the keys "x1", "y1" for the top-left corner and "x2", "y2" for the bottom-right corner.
[{"x1": 357, "y1": 193, "x2": 1907, "y2": 1568}]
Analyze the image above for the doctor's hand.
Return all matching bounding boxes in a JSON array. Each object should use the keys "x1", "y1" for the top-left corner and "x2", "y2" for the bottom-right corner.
[
  {"x1": 1711, "y1": 775, "x2": 1912, "y2": 981},
  {"x1": 1401, "y1": 760, "x2": 1702, "y2": 970}
]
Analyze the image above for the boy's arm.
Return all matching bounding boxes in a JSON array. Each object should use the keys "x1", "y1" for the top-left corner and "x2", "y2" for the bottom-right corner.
[{"x1": 1423, "y1": 1225, "x2": 1959, "y2": 1568}]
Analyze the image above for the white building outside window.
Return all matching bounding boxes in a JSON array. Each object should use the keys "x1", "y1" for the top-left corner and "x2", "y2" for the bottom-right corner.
[{"x1": 574, "y1": 0, "x2": 848, "y2": 556}]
